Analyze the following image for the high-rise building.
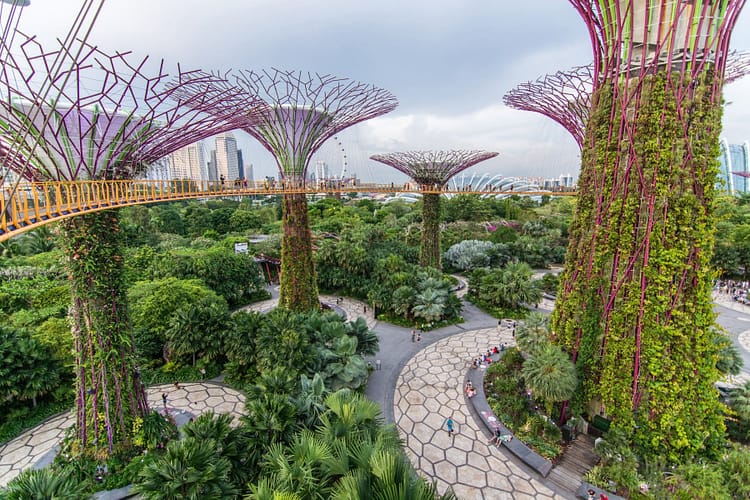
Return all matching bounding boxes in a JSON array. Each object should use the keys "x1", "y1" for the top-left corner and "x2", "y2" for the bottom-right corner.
[
  {"x1": 315, "y1": 160, "x2": 329, "y2": 181},
  {"x1": 718, "y1": 139, "x2": 750, "y2": 195},
  {"x1": 207, "y1": 150, "x2": 218, "y2": 181},
  {"x1": 237, "y1": 149, "x2": 245, "y2": 180},
  {"x1": 168, "y1": 141, "x2": 206, "y2": 182},
  {"x1": 214, "y1": 132, "x2": 239, "y2": 181}
]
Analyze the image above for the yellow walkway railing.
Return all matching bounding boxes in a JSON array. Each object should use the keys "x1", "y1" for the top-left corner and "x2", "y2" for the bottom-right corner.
[{"x1": 0, "y1": 179, "x2": 576, "y2": 241}]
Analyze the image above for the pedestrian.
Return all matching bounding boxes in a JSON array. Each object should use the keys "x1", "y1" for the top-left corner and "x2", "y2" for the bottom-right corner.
[
  {"x1": 411, "y1": 329, "x2": 416, "y2": 342},
  {"x1": 417, "y1": 332, "x2": 421, "y2": 343},
  {"x1": 199, "y1": 367, "x2": 206, "y2": 379},
  {"x1": 162, "y1": 392, "x2": 168, "y2": 408},
  {"x1": 445, "y1": 417, "x2": 455, "y2": 436},
  {"x1": 363, "y1": 304, "x2": 367, "y2": 313},
  {"x1": 376, "y1": 359, "x2": 381, "y2": 370},
  {"x1": 586, "y1": 489, "x2": 596, "y2": 500},
  {"x1": 173, "y1": 381, "x2": 180, "y2": 390}
]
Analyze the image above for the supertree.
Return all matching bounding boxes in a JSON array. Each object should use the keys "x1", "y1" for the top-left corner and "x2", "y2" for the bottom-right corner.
[
  {"x1": 553, "y1": 0, "x2": 746, "y2": 461},
  {"x1": 503, "y1": 65, "x2": 594, "y2": 150},
  {"x1": 0, "y1": 33, "x2": 254, "y2": 455},
  {"x1": 370, "y1": 150, "x2": 498, "y2": 268},
  {"x1": 503, "y1": 51, "x2": 750, "y2": 151},
  {"x1": 178, "y1": 69, "x2": 398, "y2": 311}
]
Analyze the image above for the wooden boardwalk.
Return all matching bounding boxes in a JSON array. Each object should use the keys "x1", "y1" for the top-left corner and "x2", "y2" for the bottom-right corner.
[{"x1": 547, "y1": 434, "x2": 600, "y2": 494}]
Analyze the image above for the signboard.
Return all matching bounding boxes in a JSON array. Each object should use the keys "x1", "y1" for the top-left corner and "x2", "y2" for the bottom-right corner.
[{"x1": 234, "y1": 242, "x2": 249, "y2": 254}]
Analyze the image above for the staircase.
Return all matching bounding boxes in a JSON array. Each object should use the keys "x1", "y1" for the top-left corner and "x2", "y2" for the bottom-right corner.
[{"x1": 547, "y1": 434, "x2": 600, "y2": 494}]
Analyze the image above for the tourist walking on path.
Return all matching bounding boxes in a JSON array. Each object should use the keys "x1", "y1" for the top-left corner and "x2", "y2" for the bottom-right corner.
[
  {"x1": 161, "y1": 392, "x2": 168, "y2": 410},
  {"x1": 445, "y1": 416, "x2": 455, "y2": 436}
]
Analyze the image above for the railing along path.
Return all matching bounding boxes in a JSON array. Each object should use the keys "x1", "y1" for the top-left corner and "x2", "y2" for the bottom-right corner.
[{"x1": 0, "y1": 179, "x2": 576, "y2": 241}]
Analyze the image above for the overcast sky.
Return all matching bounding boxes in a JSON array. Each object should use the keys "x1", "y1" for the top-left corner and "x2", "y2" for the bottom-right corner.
[{"x1": 9, "y1": 0, "x2": 750, "y2": 183}]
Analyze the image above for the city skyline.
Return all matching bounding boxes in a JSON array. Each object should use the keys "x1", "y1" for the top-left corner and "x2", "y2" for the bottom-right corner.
[{"x1": 10, "y1": 1, "x2": 750, "y2": 183}]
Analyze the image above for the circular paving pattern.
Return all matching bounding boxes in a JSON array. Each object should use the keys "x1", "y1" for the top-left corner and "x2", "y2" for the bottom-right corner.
[
  {"x1": 394, "y1": 327, "x2": 565, "y2": 499},
  {"x1": 0, "y1": 382, "x2": 245, "y2": 487}
]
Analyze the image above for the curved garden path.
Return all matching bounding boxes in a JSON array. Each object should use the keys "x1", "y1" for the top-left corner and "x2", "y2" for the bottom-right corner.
[
  {"x1": 0, "y1": 382, "x2": 245, "y2": 487},
  {"x1": 394, "y1": 326, "x2": 565, "y2": 499}
]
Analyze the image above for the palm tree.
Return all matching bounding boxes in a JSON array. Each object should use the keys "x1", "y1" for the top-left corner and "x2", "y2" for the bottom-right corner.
[
  {"x1": 515, "y1": 312, "x2": 551, "y2": 355},
  {"x1": 345, "y1": 317, "x2": 379, "y2": 357},
  {"x1": 391, "y1": 286, "x2": 415, "y2": 319},
  {"x1": 412, "y1": 288, "x2": 447, "y2": 325},
  {"x1": 1, "y1": 468, "x2": 86, "y2": 500},
  {"x1": 713, "y1": 332, "x2": 743, "y2": 377},
  {"x1": 318, "y1": 390, "x2": 382, "y2": 445},
  {"x1": 182, "y1": 411, "x2": 254, "y2": 490},
  {"x1": 22, "y1": 226, "x2": 55, "y2": 254},
  {"x1": 522, "y1": 343, "x2": 577, "y2": 415},
  {"x1": 730, "y1": 381, "x2": 750, "y2": 422},
  {"x1": 133, "y1": 437, "x2": 238, "y2": 499}
]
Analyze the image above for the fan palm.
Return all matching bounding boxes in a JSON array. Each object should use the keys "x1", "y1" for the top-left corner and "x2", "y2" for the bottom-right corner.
[
  {"x1": 1, "y1": 468, "x2": 86, "y2": 500},
  {"x1": 345, "y1": 317, "x2": 379, "y2": 357},
  {"x1": 182, "y1": 411, "x2": 254, "y2": 489},
  {"x1": 522, "y1": 343, "x2": 577, "y2": 415},
  {"x1": 515, "y1": 312, "x2": 551, "y2": 355},
  {"x1": 412, "y1": 288, "x2": 447, "y2": 324},
  {"x1": 730, "y1": 380, "x2": 750, "y2": 422},
  {"x1": 133, "y1": 436, "x2": 238, "y2": 500}
]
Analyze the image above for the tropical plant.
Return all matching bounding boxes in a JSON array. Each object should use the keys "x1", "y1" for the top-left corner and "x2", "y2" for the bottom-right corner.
[
  {"x1": 133, "y1": 436, "x2": 239, "y2": 499},
  {"x1": 443, "y1": 239, "x2": 495, "y2": 271},
  {"x1": 411, "y1": 288, "x2": 447, "y2": 324},
  {"x1": 0, "y1": 467, "x2": 87, "y2": 500},
  {"x1": 730, "y1": 381, "x2": 750, "y2": 422},
  {"x1": 0, "y1": 326, "x2": 62, "y2": 407},
  {"x1": 182, "y1": 411, "x2": 255, "y2": 489},
  {"x1": 166, "y1": 295, "x2": 230, "y2": 366},
  {"x1": 522, "y1": 343, "x2": 577, "y2": 415},
  {"x1": 515, "y1": 312, "x2": 551, "y2": 355}
]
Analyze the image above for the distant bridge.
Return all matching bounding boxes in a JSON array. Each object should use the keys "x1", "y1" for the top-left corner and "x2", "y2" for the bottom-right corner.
[{"x1": 0, "y1": 179, "x2": 577, "y2": 241}]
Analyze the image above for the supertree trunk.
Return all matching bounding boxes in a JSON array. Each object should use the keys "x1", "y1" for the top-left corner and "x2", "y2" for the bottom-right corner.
[
  {"x1": 420, "y1": 193, "x2": 442, "y2": 269},
  {"x1": 60, "y1": 210, "x2": 148, "y2": 456},
  {"x1": 279, "y1": 191, "x2": 319, "y2": 311},
  {"x1": 552, "y1": 72, "x2": 725, "y2": 460}
]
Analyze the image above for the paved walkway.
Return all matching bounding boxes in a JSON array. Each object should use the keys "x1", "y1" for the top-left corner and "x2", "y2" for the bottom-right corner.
[
  {"x1": 0, "y1": 382, "x2": 245, "y2": 487},
  {"x1": 395, "y1": 326, "x2": 566, "y2": 499}
]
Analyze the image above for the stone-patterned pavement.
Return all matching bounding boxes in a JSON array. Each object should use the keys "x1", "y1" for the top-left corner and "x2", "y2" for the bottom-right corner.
[
  {"x1": 394, "y1": 326, "x2": 567, "y2": 499},
  {"x1": 242, "y1": 293, "x2": 377, "y2": 329},
  {"x1": 0, "y1": 382, "x2": 245, "y2": 487}
]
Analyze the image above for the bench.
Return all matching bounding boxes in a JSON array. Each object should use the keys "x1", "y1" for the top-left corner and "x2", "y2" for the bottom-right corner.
[{"x1": 467, "y1": 355, "x2": 553, "y2": 478}]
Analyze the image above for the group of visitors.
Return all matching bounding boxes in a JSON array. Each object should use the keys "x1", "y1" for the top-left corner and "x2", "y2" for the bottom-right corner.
[
  {"x1": 471, "y1": 344, "x2": 505, "y2": 369},
  {"x1": 715, "y1": 279, "x2": 750, "y2": 304}
]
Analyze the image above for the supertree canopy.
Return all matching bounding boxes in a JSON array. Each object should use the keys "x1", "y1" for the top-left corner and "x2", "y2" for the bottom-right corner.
[
  {"x1": 554, "y1": 0, "x2": 746, "y2": 461},
  {"x1": 503, "y1": 50, "x2": 750, "y2": 150},
  {"x1": 203, "y1": 69, "x2": 398, "y2": 311},
  {"x1": 503, "y1": 65, "x2": 594, "y2": 150},
  {"x1": 370, "y1": 150, "x2": 498, "y2": 268},
  {"x1": 0, "y1": 32, "x2": 252, "y2": 455}
]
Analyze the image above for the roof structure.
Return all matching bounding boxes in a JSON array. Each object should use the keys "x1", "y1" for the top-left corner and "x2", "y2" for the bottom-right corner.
[
  {"x1": 504, "y1": 50, "x2": 750, "y2": 150},
  {"x1": 0, "y1": 32, "x2": 259, "y2": 182},
  {"x1": 370, "y1": 150, "x2": 499, "y2": 185},
  {"x1": 172, "y1": 69, "x2": 398, "y2": 179}
]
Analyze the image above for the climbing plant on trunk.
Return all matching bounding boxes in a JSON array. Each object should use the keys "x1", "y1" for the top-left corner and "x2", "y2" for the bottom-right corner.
[{"x1": 60, "y1": 211, "x2": 149, "y2": 456}]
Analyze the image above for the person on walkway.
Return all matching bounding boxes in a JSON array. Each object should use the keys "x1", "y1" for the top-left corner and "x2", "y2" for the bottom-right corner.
[
  {"x1": 488, "y1": 428, "x2": 513, "y2": 446},
  {"x1": 445, "y1": 417, "x2": 455, "y2": 436},
  {"x1": 417, "y1": 332, "x2": 421, "y2": 343},
  {"x1": 411, "y1": 329, "x2": 416, "y2": 342},
  {"x1": 376, "y1": 359, "x2": 381, "y2": 370},
  {"x1": 162, "y1": 392, "x2": 168, "y2": 409},
  {"x1": 586, "y1": 489, "x2": 596, "y2": 500}
]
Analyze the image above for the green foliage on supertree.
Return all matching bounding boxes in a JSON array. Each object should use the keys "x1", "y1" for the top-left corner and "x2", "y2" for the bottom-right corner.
[{"x1": 553, "y1": 71, "x2": 725, "y2": 461}]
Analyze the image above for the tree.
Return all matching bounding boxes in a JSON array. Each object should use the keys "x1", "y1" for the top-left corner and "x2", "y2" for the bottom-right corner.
[
  {"x1": 133, "y1": 436, "x2": 239, "y2": 499},
  {"x1": 730, "y1": 381, "x2": 750, "y2": 423},
  {"x1": 181, "y1": 411, "x2": 255, "y2": 490},
  {"x1": 713, "y1": 331, "x2": 743, "y2": 377},
  {"x1": 515, "y1": 312, "x2": 551, "y2": 355},
  {"x1": 522, "y1": 343, "x2": 577, "y2": 415},
  {"x1": 0, "y1": 326, "x2": 62, "y2": 407},
  {"x1": 128, "y1": 277, "x2": 221, "y2": 360},
  {"x1": 166, "y1": 295, "x2": 230, "y2": 366},
  {"x1": 1, "y1": 468, "x2": 86, "y2": 500},
  {"x1": 443, "y1": 239, "x2": 496, "y2": 271},
  {"x1": 411, "y1": 288, "x2": 447, "y2": 325}
]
